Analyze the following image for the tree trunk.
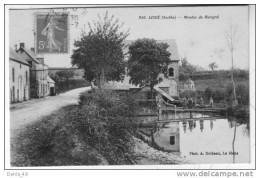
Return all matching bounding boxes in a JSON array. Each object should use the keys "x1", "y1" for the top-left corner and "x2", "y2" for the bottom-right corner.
[
  {"x1": 231, "y1": 51, "x2": 237, "y2": 103},
  {"x1": 99, "y1": 68, "x2": 105, "y2": 89},
  {"x1": 150, "y1": 85, "x2": 154, "y2": 100}
]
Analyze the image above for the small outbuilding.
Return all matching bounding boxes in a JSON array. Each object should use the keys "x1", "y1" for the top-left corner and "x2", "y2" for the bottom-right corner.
[{"x1": 183, "y1": 78, "x2": 196, "y2": 91}]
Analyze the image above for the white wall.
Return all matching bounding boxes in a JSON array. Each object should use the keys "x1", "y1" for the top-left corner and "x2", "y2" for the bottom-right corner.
[{"x1": 9, "y1": 60, "x2": 30, "y2": 103}]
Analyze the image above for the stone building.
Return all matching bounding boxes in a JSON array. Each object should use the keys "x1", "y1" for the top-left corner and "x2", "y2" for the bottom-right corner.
[
  {"x1": 16, "y1": 43, "x2": 54, "y2": 98},
  {"x1": 104, "y1": 39, "x2": 180, "y2": 99},
  {"x1": 183, "y1": 78, "x2": 196, "y2": 91},
  {"x1": 9, "y1": 47, "x2": 30, "y2": 103}
]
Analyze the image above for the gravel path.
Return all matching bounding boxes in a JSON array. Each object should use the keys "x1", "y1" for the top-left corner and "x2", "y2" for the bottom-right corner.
[{"x1": 10, "y1": 87, "x2": 91, "y2": 138}]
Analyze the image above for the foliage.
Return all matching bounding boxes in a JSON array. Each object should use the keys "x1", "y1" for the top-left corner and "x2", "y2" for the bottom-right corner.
[
  {"x1": 11, "y1": 106, "x2": 104, "y2": 166},
  {"x1": 227, "y1": 106, "x2": 249, "y2": 124},
  {"x1": 71, "y1": 11, "x2": 130, "y2": 88},
  {"x1": 203, "y1": 82, "x2": 249, "y2": 105},
  {"x1": 77, "y1": 89, "x2": 138, "y2": 164},
  {"x1": 179, "y1": 57, "x2": 199, "y2": 80},
  {"x1": 225, "y1": 83, "x2": 249, "y2": 105},
  {"x1": 127, "y1": 38, "x2": 171, "y2": 98},
  {"x1": 179, "y1": 69, "x2": 249, "y2": 81},
  {"x1": 179, "y1": 90, "x2": 197, "y2": 99},
  {"x1": 55, "y1": 70, "x2": 74, "y2": 81},
  {"x1": 203, "y1": 87, "x2": 213, "y2": 101},
  {"x1": 49, "y1": 73, "x2": 90, "y2": 93},
  {"x1": 12, "y1": 90, "x2": 139, "y2": 166},
  {"x1": 208, "y1": 62, "x2": 218, "y2": 71}
]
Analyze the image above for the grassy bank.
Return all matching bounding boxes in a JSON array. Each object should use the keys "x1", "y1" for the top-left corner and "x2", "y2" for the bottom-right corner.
[
  {"x1": 179, "y1": 78, "x2": 249, "y2": 91},
  {"x1": 11, "y1": 105, "x2": 108, "y2": 166},
  {"x1": 11, "y1": 89, "x2": 139, "y2": 166}
]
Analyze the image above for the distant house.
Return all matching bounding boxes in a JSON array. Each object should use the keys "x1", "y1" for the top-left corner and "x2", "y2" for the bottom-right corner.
[
  {"x1": 9, "y1": 47, "x2": 30, "y2": 103},
  {"x1": 16, "y1": 43, "x2": 54, "y2": 98},
  {"x1": 183, "y1": 78, "x2": 196, "y2": 91},
  {"x1": 47, "y1": 76, "x2": 56, "y2": 96},
  {"x1": 104, "y1": 39, "x2": 180, "y2": 98}
]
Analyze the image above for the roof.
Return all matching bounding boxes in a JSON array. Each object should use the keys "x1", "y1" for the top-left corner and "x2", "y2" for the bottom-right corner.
[
  {"x1": 9, "y1": 47, "x2": 30, "y2": 66},
  {"x1": 19, "y1": 47, "x2": 40, "y2": 64},
  {"x1": 48, "y1": 67, "x2": 84, "y2": 71},
  {"x1": 47, "y1": 76, "x2": 55, "y2": 83},
  {"x1": 123, "y1": 39, "x2": 180, "y2": 61}
]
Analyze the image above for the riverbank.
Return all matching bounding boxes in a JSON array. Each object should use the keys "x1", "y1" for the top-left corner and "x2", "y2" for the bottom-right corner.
[{"x1": 11, "y1": 97, "x2": 186, "y2": 167}]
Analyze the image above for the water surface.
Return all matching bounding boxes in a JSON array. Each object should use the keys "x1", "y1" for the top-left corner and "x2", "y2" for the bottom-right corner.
[{"x1": 153, "y1": 114, "x2": 250, "y2": 164}]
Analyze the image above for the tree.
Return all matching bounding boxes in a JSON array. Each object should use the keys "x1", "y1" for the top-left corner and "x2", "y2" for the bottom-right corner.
[
  {"x1": 208, "y1": 62, "x2": 218, "y2": 71},
  {"x1": 56, "y1": 70, "x2": 74, "y2": 81},
  {"x1": 71, "y1": 11, "x2": 130, "y2": 88},
  {"x1": 127, "y1": 38, "x2": 171, "y2": 99},
  {"x1": 179, "y1": 56, "x2": 198, "y2": 79},
  {"x1": 225, "y1": 23, "x2": 242, "y2": 105}
]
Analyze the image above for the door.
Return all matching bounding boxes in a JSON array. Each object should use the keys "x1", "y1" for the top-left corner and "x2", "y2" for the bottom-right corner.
[
  {"x1": 18, "y1": 76, "x2": 23, "y2": 101},
  {"x1": 50, "y1": 87, "x2": 55, "y2": 96}
]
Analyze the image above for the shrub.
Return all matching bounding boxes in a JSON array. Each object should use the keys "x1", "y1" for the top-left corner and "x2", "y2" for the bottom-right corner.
[
  {"x1": 224, "y1": 83, "x2": 249, "y2": 105},
  {"x1": 227, "y1": 106, "x2": 249, "y2": 126},
  {"x1": 76, "y1": 89, "x2": 138, "y2": 165},
  {"x1": 11, "y1": 106, "x2": 103, "y2": 166},
  {"x1": 203, "y1": 87, "x2": 213, "y2": 102},
  {"x1": 236, "y1": 83, "x2": 249, "y2": 105},
  {"x1": 179, "y1": 90, "x2": 197, "y2": 99}
]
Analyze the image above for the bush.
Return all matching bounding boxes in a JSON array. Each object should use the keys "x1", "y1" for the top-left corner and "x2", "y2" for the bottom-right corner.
[
  {"x1": 227, "y1": 106, "x2": 249, "y2": 125},
  {"x1": 49, "y1": 72, "x2": 91, "y2": 94},
  {"x1": 179, "y1": 69, "x2": 249, "y2": 81},
  {"x1": 179, "y1": 90, "x2": 197, "y2": 99},
  {"x1": 56, "y1": 78, "x2": 90, "y2": 93},
  {"x1": 224, "y1": 83, "x2": 249, "y2": 105},
  {"x1": 236, "y1": 84, "x2": 249, "y2": 105},
  {"x1": 203, "y1": 83, "x2": 249, "y2": 105},
  {"x1": 76, "y1": 89, "x2": 138, "y2": 164},
  {"x1": 12, "y1": 105, "x2": 104, "y2": 166}
]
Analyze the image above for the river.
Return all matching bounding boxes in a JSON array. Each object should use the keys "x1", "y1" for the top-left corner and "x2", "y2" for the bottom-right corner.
[{"x1": 138, "y1": 111, "x2": 250, "y2": 164}]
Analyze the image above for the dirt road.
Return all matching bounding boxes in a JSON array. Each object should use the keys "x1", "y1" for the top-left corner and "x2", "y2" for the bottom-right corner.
[{"x1": 10, "y1": 87, "x2": 91, "y2": 137}]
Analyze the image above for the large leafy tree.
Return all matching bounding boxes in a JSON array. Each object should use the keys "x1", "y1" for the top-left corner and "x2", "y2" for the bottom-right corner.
[
  {"x1": 71, "y1": 11, "x2": 130, "y2": 88},
  {"x1": 128, "y1": 38, "x2": 171, "y2": 98}
]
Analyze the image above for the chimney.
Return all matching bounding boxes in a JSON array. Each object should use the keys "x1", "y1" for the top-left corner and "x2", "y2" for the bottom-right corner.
[
  {"x1": 20, "y1": 43, "x2": 25, "y2": 49},
  {"x1": 30, "y1": 48, "x2": 35, "y2": 53},
  {"x1": 37, "y1": 57, "x2": 45, "y2": 65},
  {"x1": 14, "y1": 44, "x2": 17, "y2": 52}
]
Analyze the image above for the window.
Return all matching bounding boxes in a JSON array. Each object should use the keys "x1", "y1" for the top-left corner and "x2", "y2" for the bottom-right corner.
[
  {"x1": 12, "y1": 68, "x2": 15, "y2": 82},
  {"x1": 12, "y1": 86, "x2": 15, "y2": 102},
  {"x1": 169, "y1": 68, "x2": 174, "y2": 77},
  {"x1": 170, "y1": 136, "x2": 175, "y2": 145},
  {"x1": 26, "y1": 71, "x2": 28, "y2": 83},
  {"x1": 20, "y1": 64, "x2": 22, "y2": 69}
]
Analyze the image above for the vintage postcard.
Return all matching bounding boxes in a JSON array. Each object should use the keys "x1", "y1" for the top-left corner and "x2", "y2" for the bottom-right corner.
[{"x1": 5, "y1": 4, "x2": 255, "y2": 170}]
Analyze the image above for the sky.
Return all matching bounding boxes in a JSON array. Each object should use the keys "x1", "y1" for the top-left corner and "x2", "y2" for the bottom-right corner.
[{"x1": 9, "y1": 5, "x2": 249, "y2": 70}]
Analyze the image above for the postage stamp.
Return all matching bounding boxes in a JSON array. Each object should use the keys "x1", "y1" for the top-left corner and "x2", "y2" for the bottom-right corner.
[{"x1": 35, "y1": 12, "x2": 69, "y2": 54}]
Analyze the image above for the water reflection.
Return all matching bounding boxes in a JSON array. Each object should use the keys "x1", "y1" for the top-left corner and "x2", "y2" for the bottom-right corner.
[
  {"x1": 152, "y1": 115, "x2": 250, "y2": 164},
  {"x1": 154, "y1": 122, "x2": 180, "y2": 152}
]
